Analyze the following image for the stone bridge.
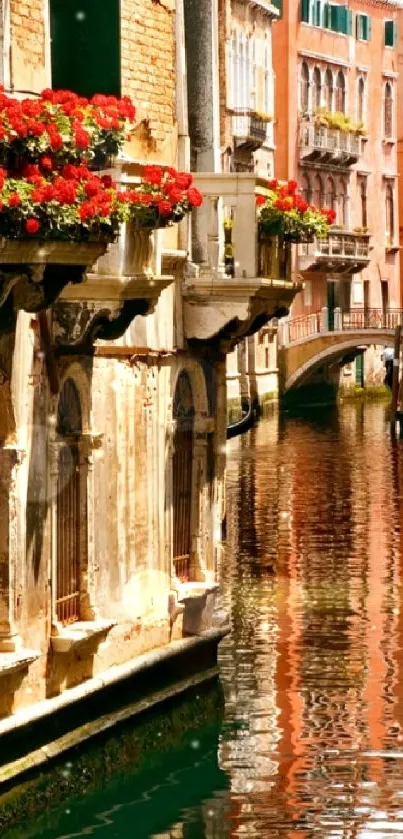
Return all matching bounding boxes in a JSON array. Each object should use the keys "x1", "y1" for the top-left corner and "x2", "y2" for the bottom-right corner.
[{"x1": 278, "y1": 307, "x2": 402, "y2": 396}]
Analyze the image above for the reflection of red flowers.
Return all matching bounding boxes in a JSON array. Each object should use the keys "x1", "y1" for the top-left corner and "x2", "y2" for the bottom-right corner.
[
  {"x1": 187, "y1": 187, "x2": 203, "y2": 207},
  {"x1": 26, "y1": 218, "x2": 40, "y2": 235},
  {"x1": 256, "y1": 195, "x2": 266, "y2": 206}
]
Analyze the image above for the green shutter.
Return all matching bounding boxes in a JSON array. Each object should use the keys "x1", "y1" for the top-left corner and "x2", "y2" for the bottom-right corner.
[
  {"x1": 385, "y1": 19, "x2": 395, "y2": 47},
  {"x1": 330, "y1": 4, "x2": 340, "y2": 32},
  {"x1": 50, "y1": 0, "x2": 121, "y2": 97},
  {"x1": 367, "y1": 16, "x2": 372, "y2": 40},
  {"x1": 314, "y1": 0, "x2": 321, "y2": 26},
  {"x1": 301, "y1": 0, "x2": 310, "y2": 21},
  {"x1": 323, "y1": 3, "x2": 330, "y2": 27},
  {"x1": 272, "y1": 0, "x2": 283, "y2": 13},
  {"x1": 346, "y1": 9, "x2": 353, "y2": 34},
  {"x1": 355, "y1": 13, "x2": 361, "y2": 40}
]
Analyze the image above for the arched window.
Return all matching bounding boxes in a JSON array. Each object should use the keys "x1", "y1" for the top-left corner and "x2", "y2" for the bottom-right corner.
[
  {"x1": 339, "y1": 180, "x2": 348, "y2": 226},
  {"x1": 301, "y1": 173, "x2": 312, "y2": 204},
  {"x1": 324, "y1": 69, "x2": 333, "y2": 111},
  {"x1": 325, "y1": 176, "x2": 336, "y2": 212},
  {"x1": 300, "y1": 62, "x2": 309, "y2": 112},
  {"x1": 384, "y1": 82, "x2": 393, "y2": 138},
  {"x1": 173, "y1": 371, "x2": 195, "y2": 582},
  {"x1": 386, "y1": 183, "x2": 394, "y2": 246},
  {"x1": 335, "y1": 71, "x2": 345, "y2": 113},
  {"x1": 357, "y1": 77, "x2": 365, "y2": 124},
  {"x1": 313, "y1": 174, "x2": 324, "y2": 208},
  {"x1": 312, "y1": 67, "x2": 321, "y2": 112},
  {"x1": 56, "y1": 378, "x2": 84, "y2": 625}
]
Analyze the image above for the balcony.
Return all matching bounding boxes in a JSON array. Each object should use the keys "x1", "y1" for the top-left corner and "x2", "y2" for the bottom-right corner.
[
  {"x1": 299, "y1": 121, "x2": 361, "y2": 166},
  {"x1": 183, "y1": 173, "x2": 302, "y2": 352},
  {"x1": 297, "y1": 230, "x2": 371, "y2": 276},
  {"x1": 232, "y1": 110, "x2": 268, "y2": 152},
  {"x1": 54, "y1": 160, "x2": 174, "y2": 350}
]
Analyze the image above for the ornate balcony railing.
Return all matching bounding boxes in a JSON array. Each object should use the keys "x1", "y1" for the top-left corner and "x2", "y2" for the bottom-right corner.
[
  {"x1": 278, "y1": 308, "x2": 403, "y2": 347},
  {"x1": 232, "y1": 109, "x2": 268, "y2": 151},
  {"x1": 298, "y1": 230, "x2": 371, "y2": 275},
  {"x1": 299, "y1": 122, "x2": 361, "y2": 165}
]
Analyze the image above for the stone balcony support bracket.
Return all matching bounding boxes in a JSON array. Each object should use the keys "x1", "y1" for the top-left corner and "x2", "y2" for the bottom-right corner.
[{"x1": 183, "y1": 277, "x2": 300, "y2": 354}]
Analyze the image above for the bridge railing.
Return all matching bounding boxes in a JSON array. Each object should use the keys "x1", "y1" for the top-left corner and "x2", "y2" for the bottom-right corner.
[
  {"x1": 341, "y1": 309, "x2": 403, "y2": 330},
  {"x1": 279, "y1": 307, "x2": 403, "y2": 346}
]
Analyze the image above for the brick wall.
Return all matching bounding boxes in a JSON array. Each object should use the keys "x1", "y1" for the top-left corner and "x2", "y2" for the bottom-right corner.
[
  {"x1": 121, "y1": 0, "x2": 176, "y2": 150},
  {"x1": 10, "y1": 0, "x2": 47, "y2": 91}
]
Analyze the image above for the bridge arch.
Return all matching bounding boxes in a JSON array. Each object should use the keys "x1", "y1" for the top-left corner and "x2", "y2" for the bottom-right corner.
[{"x1": 283, "y1": 331, "x2": 395, "y2": 393}]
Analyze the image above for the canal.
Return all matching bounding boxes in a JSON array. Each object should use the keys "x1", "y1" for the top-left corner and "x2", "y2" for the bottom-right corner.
[{"x1": 7, "y1": 401, "x2": 403, "y2": 838}]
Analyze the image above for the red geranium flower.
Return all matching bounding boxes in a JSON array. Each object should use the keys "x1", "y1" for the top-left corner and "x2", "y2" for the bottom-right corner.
[
  {"x1": 75, "y1": 128, "x2": 91, "y2": 149},
  {"x1": 144, "y1": 165, "x2": 163, "y2": 186},
  {"x1": 187, "y1": 187, "x2": 203, "y2": 207},
  {"x1": 175, "y1": 171, "x2": 192, "y2": 190},
  {"x1": 8, "y1": 193, "x2": 21, "y2": 207},
  {"x1": 26, "y1": 218, "x2": 40, "y2": 235},
  {"x1": 256, "y1": 195, "x2": 266, "y2": 206},
  {"x1": 158, "y1": 200, "x2": 173, "y2": 216}
]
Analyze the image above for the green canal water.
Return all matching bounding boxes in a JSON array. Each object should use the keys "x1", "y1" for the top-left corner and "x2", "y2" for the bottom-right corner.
[{"x1": 7, "y1": 401, "x2": 403, "y2": 838}]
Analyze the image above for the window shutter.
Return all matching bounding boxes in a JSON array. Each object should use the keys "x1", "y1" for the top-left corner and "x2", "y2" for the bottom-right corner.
[
  {"x1": 346, "y1": 9, "x2": 353, "y2": 34},
  {"x1": 314, "y1": 0, "x2": 321, "y2": 26},
  {"x1": 301, "y1": 0, "x2": 310, "y2": 22},
  {"x1": 367, "y1": 16, "x2": 372, "y2": 41},
  {"x1": 272, "y1": 0, "x2": 283, "y2": 14},
  {"x1": 50, "y1": 0, "x2": 120, "y2": 97},
  {"x1": 330, "y1": 4, "x2": 340, "y2": 32},
  {"x1": 323, "y1": 3, "x2": 330, "y2": 27},
  {"x1": 355, "y1": 13, "x2": 361, "y2": 40},
  {"x1": 385, "y1": 19, "x2": 395, "y2": 47}
]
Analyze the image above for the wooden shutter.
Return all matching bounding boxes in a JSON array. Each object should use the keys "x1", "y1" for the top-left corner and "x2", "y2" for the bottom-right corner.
[
  {"x1": 323, "y1": 3, "x2": 331, "y2": 28},
  {"x1": 50, "y1": 0, "x2": 121, "y2": 97},
  {"x1": 346, "y1": 9, "x2": 353, "y2": 34},
  {"x1": 384, "y1": 20, "x2": 395, "y2": 48},
  {"x1": 367, "y1": 16, "x2": 372, "y2": 41},
  {"x1": 301, "y1": 0, "x2": 310, "y2": 23}
]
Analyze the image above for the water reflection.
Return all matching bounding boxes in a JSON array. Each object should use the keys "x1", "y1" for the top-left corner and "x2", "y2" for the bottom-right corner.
[
  {"x1": 219, "y1": 403, "x2": 403, "y2": 837},
  {"x1": 24, "y1": 403, "x2": 403, "y2": 838}
]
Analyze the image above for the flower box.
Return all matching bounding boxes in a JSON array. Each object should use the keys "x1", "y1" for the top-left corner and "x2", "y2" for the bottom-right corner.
[
  {"x1": 258, "y1": 236, "x2": 292, "y2": 281},
  {"x1": 0, "y1": 239, "x2": 107, "y2": 266},
  {"x1": 93, "y1": 225, "x2": 153, "y2": 277}
]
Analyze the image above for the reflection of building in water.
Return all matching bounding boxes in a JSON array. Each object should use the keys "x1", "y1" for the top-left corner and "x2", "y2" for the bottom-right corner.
[{"x1": 223, "y1": 407, "x2": 403, "y2": 836}]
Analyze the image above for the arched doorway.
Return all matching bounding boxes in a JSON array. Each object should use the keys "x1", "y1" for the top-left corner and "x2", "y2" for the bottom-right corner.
[
  {"x1": 56, "y1": 378, "x2": 84, "y2": 624},
  {"x1": 173, "y1": 371, "x2": 195, "y2": 582}
]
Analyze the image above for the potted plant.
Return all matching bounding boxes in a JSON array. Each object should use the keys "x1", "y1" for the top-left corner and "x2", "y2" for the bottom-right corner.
[{"x1": 256, "y1": 179, "x2": 335, "y2": 278}]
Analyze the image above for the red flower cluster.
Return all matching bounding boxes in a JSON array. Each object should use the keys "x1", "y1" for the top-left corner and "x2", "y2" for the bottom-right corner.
[
  {"x1": 320, "y1": 207, "x2": 337, "y2": 224},
  {"x1": 0, "y1": 87, "x2": 137, "y2": 167},
  {"x1": 257, "y1": 177, "x2": 334, "y2": 242},
  {"x1": 0, "y1": 89, "x2": 203, "y2": 239}
]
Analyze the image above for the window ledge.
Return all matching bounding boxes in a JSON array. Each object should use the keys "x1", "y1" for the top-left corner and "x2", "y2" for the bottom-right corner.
[
  {"x1": 51, "y1": 620, "x2": 116, "y2": 654},
  {"x1": 177, "y1": 582, "x2": 219, "y2": 603},
  {"x1": 386, "y1": 245, "x2": 400, "y2": 254},
  {"x1": 0, "y1": 649, "x2": 40, "y2": 676},
  {"x1": 383, "y1": 138, "x2": 396, "y2": 145}
]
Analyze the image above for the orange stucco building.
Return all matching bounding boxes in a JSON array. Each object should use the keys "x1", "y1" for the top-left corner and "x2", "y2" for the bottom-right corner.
[{"x1": 273, "y1": 0, "x2": 401, "y2": 328}]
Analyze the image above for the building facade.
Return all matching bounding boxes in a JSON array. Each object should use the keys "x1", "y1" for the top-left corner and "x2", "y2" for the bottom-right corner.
[
  {"x1": 0, "y1": 0, "x2": 299, "y2": 730},
  {"x1": 274, "y1": 0, "x2": 401, "y2": 392}
]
